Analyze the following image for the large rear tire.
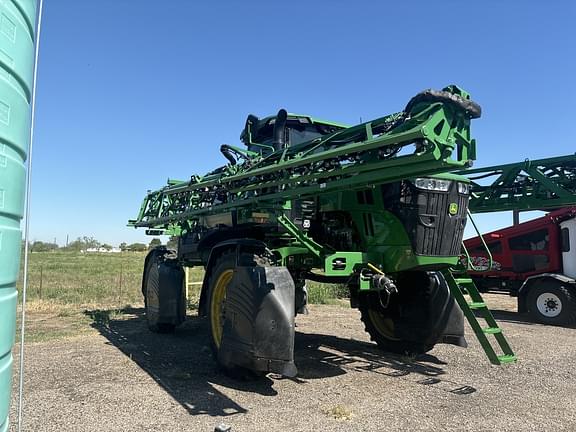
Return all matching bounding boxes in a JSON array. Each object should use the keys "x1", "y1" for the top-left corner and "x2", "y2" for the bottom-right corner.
[
  {"x1": 206, "y1": 250, "x2": 269, "y2": 377},
  {"x1": 206, "y1": 252, "x2": 235, "y2": 351}
]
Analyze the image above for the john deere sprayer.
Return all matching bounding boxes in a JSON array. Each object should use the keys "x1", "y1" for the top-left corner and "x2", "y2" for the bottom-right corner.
[{"x1": 129, "y1": 86, "x2": 516, "y2": 377}]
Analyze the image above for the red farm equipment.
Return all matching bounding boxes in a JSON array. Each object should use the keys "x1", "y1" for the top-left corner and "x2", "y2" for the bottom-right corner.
[{"x1": 465, "y1": 208, "x2": 576, "y2": 325}]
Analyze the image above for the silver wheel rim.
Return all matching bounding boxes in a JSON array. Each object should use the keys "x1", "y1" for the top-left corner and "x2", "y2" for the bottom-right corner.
[{"x1": 536, "y1": 292, "x2": 562, "y2": 318}]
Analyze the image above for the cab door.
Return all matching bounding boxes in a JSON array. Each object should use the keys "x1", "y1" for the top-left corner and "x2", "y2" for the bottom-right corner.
[{"x1": 560, "y1": 218, "x2": 576, "y2": 279}]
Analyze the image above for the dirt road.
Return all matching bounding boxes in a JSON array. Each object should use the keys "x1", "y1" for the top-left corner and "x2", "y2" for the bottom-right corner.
[{"x1": 9, "y1": 295, "x2": 576, "y2": 431}]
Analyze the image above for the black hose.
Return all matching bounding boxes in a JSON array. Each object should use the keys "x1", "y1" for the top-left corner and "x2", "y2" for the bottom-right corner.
[{"x1": 220, "y1": 144, "x2": 237, "y2": 165}]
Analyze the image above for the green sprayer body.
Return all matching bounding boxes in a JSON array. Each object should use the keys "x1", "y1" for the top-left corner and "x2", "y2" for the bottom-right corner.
[
  {"x1": 0, "y1": 1, "x2": 37, "y2": 431},
  {"x1": 131, "y1": 86, "x2": 517, "y2": 375},
  {"x1": 131, "y1": 86, "x2": 478, "y2": 274}
]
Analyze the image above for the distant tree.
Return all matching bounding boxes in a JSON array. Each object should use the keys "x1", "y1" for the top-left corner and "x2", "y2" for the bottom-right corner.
[
  {"x1": 119, "y1": 242, "x2": 128, "y2": 251},
  {"x1": 82, "y1": 236, "x2": 100, "y2": 249},
  {"x1": 127, "y1": 242, "x2": 147, "y2": 252},
  {"x1": 62, "y1": 236, "x2": 101, "y2": 252},
  {"x1": 148, "y1": 238, "x2": 162, "y2": 250},
  {"x1": 30, "y1": 241, "x2": 58, "y2": 252},
  {"x1": 101, "y1": 244, "x2": 113, "y2": 251},
  {"x1": 65, "y1": 237, "x2": 85, "y2": 252},
  {"x1": 167, "y1": 236, "x2": 179, "y2": 250}
]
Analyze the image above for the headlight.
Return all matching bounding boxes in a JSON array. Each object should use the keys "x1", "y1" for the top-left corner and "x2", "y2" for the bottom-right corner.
[
  {"x1": 457, "y1": 182, "x2": 470, "y2": 195},
  {"x1": 414, "y1": 178, "x2": 451, "y2": 192}
]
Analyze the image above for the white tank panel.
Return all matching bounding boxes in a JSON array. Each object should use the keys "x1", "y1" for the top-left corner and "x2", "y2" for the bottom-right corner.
[{"x1": 560, "y1": 218, "x2": 576, "y2": 279}]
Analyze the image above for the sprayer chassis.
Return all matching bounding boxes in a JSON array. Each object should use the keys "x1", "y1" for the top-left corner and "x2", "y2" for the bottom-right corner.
[{"x1": 132, "y1": 86, "x2": 516, "y2": 375}]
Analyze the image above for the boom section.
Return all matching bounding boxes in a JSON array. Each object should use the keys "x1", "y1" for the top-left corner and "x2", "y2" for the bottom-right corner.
[
  {"x1": 459, "y1": 154, "x2": 576, "y2": 213},
  {"x1": 130, "y1": 86, "x2": 479, "y2": 230}
]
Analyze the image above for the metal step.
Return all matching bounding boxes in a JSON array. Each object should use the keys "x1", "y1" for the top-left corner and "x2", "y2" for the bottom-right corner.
[
  {"x1": 443, "y1": 269, "x2": 517, "y2": 366},
  {"x1": 482, "y1": 327, "x2": 502, "y2": 334},
  {"x1": 454, "y1": 278, "x2": 474, "y2": 285}
]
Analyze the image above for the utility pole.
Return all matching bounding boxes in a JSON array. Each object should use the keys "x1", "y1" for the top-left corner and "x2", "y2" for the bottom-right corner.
[{"x1": 513, "y1": 210, "x2": 520, "y2": 226}]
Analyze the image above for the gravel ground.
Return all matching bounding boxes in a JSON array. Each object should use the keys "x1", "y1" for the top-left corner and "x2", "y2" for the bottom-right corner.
[{"x1": 9, "y1": 294, "x2": 576, "y2": 432}]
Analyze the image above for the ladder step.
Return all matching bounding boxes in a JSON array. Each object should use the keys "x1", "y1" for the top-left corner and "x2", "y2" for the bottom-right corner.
[
  {"x1": 482, "y1": 327, "x2": 502, "y2": 334},
  {"x1": 454, "y1": 278, "x2": 474, "y2": 285},
  {"x1": 497, "y1": 355, "x2": 517, "y2": 364},
  {"x1": 445, "y1": 270, "x2": 517, "y2": 365}
]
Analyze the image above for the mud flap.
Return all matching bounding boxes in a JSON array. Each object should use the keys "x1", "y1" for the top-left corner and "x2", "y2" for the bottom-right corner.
[
  {"x1": 144, "y1": 249, "x2": 186, "y2": 327},
  {"x1": 218, "y1": 266, "x2": 297, "y2": 377},
  {"x1": 395, "y1": 272, "x2": 467, "y2": 348},
  {"x1": 156, "y1": 260, "x2": 186, "y2": 326}
]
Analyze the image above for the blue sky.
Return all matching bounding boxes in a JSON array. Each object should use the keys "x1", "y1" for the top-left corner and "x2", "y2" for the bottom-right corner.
[{"x1": 29, "y1": 0, "x2": 575, "y2": 246}]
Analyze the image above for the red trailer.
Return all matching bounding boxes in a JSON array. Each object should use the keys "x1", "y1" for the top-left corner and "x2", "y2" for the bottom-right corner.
[{"x1": 464, "y1": 207, "x2": 576, "y2": 325}]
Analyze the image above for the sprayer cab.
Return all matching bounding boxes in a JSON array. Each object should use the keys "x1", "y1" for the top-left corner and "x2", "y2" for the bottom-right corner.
[{"x1": 240, "y1": 111, "x2": 347, "y2": 155}]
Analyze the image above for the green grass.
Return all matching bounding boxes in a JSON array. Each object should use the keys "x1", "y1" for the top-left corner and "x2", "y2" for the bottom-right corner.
[
  {"x1": 307, "y1": 281, "x2": 349, "y2": 305},
  {"x1": 18, "y1": 251, "x2": 347, "y2": 308},
  {"x1": 15, "y1": 251, "x2": 348, "y2": 342},
  {"x1": 18, "y1": 251, "x2": 149, "y2": 308}
]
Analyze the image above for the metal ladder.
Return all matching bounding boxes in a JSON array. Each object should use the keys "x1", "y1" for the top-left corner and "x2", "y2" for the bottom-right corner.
[{"x1": 442, "y1": 270, "x2": 517, "y2": 365}]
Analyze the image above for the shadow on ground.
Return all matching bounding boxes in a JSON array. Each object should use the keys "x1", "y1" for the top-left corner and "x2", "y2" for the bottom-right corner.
[
  {"x1": 486, "y1": 308, "x2": 576, "y2": 329},
  {"x1": 84, "y1": 307, "x2": 462, "y2": 417},
  {"x1": 487, "y1": 309, "x2": 537, "y2": 325}
]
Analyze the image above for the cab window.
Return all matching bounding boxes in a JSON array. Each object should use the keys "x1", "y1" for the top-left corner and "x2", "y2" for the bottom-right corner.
[
  {"x1": 508, "y1": 229, "x2": 549, "y2": 251},
  {"x1": 468, "y1": 241, "x2": 502, "y2": 255}
]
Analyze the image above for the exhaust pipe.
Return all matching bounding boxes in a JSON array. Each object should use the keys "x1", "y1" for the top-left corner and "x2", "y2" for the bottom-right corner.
[{"x1": 273, "y1": 109, "x2": 287, "y2": 152}]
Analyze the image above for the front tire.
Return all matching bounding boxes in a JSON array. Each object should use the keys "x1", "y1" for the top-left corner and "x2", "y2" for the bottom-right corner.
[
  {"x1": 143, "y1": 249, "x2": 176, "y2": 333},
  {"x1": 526, "y1": 280, "x2": 576, "y2": 326},
  {"x1": 359, "y1": 296, "x2": 434, "y2": 355},
  {"x1": 359, "y1": 271, "x2": 456, "y2": 355}
]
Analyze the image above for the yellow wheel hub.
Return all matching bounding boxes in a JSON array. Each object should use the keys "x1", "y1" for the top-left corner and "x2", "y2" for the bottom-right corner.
[
  {"x1": 210, "y1": 269, "x2": 233, "y2": 348},
  {"x1": 368, "y1": 308, "x2": 400, "y2": 341}
]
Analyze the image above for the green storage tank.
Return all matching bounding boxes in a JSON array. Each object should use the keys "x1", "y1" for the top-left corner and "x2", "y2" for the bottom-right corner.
[{"x1": 0, "y1": 1, "x2": 37, "y2": 431}]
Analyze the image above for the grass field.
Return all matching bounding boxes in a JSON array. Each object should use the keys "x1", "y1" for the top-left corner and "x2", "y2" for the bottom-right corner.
[
  {"x1": 16, "y1": 251, "x2": 348, "y2": 342},
  {"x1": 18, "y1": 251, "x2": 150, "y2": 307}
]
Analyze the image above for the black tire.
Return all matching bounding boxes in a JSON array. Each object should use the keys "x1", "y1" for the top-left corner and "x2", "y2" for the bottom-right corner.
[
  {"x1": 359, "y1": 297, "x2": 434, "y2": 356},
  {"x1": 293, "y1": 277, "x2": 309, "y2": 315},
  {"x1": 206, "y1": 251, "x2": 235, "y2": 354},
  {"x1": 526, "y1": 280, "x2": 576, "y2": 326},
  {"x1": 206, "y1": 250, "x2": 269, "y2": 378},
  {"x1": 359, "y1": 271, "x2": 447, "y2": 355},
  {"x1": 404, "y1": 88, "x2": 481, "y2": 119},
  {"x1": 143, "y1": 249, "x2": 176, "y2": 333}
]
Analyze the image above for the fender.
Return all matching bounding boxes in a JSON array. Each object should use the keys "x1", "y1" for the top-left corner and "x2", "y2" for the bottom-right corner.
[
  {"x1": 397, "y1": 272, "x2": 467, "y2": 348},
  {"x1": 198, "y1": 238, "x2": 268, "y2": 316},
  {"x1": 218, "y1": 265, "x2": 297, "y2": 377},
  {"x1": 142, "y1": 246, "x2": 172, "y2": 297}
]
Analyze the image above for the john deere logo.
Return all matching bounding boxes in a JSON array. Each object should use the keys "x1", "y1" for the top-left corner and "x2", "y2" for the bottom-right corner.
[{"x1": 449, "y1": 203, "x2": 458, "y2": 215}]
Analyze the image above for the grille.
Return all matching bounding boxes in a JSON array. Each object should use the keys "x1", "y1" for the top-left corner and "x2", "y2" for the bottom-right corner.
[
  {"x1": 381, "y1": 181, "x2": 469, "y2": 258},
  {"x1": 414, "y1": 189, "x2": 468, "y2": 256}
]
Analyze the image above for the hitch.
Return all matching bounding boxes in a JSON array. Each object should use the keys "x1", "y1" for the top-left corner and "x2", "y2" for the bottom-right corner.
[{"x1": 360, "y1": 263, "x2": 398, "y2": 308}]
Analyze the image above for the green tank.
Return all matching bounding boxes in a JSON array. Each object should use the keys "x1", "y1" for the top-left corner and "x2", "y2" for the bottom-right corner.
[{"x1": 0, "y1": 1, "x2": 37, "y2": 430}]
